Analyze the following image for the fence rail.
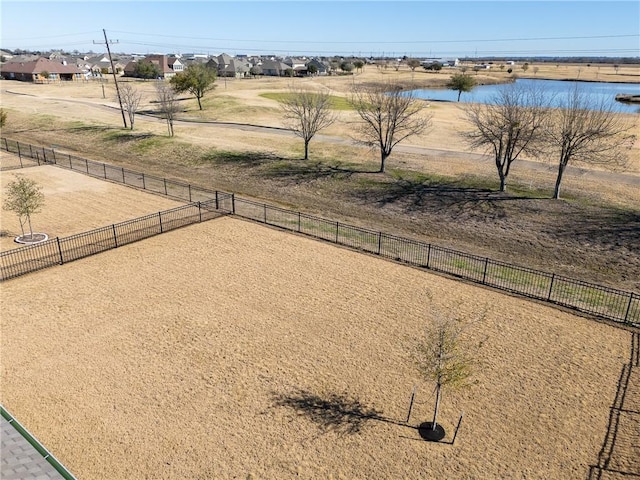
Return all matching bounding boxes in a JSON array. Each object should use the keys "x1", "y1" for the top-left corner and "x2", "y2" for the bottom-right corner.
[
  {"x1": 1, "y1": 138, "x2": 638, "y2": 327},
  {"x1": 0, "y1": 198, "x2": 232, "y2": 281}
]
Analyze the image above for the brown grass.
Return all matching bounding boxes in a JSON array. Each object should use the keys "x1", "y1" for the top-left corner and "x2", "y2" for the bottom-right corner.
[
  {"x1": 0, "y1": 66, "x2": 638, "y2": 293},
  {"x1": 0, "y1": 167, "x2": 633, "y2": 478}
]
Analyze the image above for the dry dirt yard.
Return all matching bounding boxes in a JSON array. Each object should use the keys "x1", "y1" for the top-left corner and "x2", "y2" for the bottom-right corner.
[
  {"x1": 0, "y1": 214, "x2": 633, "y2": 480},
  {"x1": 0, "y1": 163, "x2": 184, "y2": 251}
]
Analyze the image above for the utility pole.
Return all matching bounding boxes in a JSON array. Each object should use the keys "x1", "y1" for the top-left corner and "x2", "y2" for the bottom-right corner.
[{"x1": 94, "y1": 29, "x2": 127, "y2": 128}]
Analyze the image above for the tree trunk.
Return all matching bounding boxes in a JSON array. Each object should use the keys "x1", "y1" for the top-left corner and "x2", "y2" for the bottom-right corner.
[
  {"x1": 304, "y1": 140, "x2": 309, "y2": 160},
  {"x1": 379, "y1": 151, "x2": 387, "y2": 173},
  {"x1": 457, "y1": 90, "x2": 462, "y2": 102},
  {"x1": 499, "y1": 174, "x2": 506, "y2": 192},
  {"x1": 197, "y1": 96, "x2": 203, "y2": 110},
  {"x1": 553, "y1": 162, "x2": 566, "y2": 199},
  {"x1": 432, "y1": 383, "x2": 442, "y2": 430},
  {"x1": 26, "y1": 214, "x2": 33, "y2": 237}
]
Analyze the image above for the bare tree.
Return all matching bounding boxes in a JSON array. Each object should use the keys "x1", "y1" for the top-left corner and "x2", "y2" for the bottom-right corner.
[
  {"x1": 119, "y1": 83, "x2": 142, "y2": 130},
  {"x1": 3, "y1": 175, "x2": 45, "y2": 239},
  {"x1": 155, "y1": 83, "x2": 180, "y2": 137},
  {"x1": 279, "y1": 86, "x2": 337, "y2": 160},
  {"x1": 413, "y1": 308, "x2": 485, "y2": 435},
  {"x1": 350, "y1": 82, "x2": 431, "y2": 173},
  {"x1": 462, "y1": 83, "x2": 548, "y2": 192},
  {"x1": 541, "y1": 85, "x2": 636, "y2": 199}
]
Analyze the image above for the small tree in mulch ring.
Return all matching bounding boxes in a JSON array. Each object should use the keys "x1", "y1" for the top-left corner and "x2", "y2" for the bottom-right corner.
[
  {"x1": 413, "y1": 308, "x2": 486, "y2": 442},
  {"x1": 3, "y1": 175, "x2": 46, "y2": 243}
]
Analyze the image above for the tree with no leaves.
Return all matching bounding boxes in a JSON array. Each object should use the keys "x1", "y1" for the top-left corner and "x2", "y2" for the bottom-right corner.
[
  {"x1": 155, "y1": 83, "x2": 180, "y2": 137},
  {"x1": 350, "y1": 82, "x2": 431, "y2": 173},
  {"x1": 462, "y1": 82, "x2": 547, "y2": 192},
  {"x1": 279, "y1": 87, "x2": 337, "y2": 160},
  {"x1": 170, "y1": 63, "x2": 217, "y2": 110},
  {"x1": 541, "y1": 85, "x2": 636, "y2": 199},
  {"x1": 407, "y1": 59, "x2": 421, "y2": 71},
  {"x1": 3, "y1": 175, "x2": 45, "y2": 239},
  {"x1": 447, "y1": 73, "x2": 476, "y2": 102},
  {"x1": 119, "y1": 83, "x2": 142, "y2": 130},
  {"x1": 413, "y1": 308, "x2": 484, "y2": 433}
]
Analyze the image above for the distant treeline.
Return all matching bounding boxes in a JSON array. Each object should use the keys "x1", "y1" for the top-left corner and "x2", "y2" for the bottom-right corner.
[{"x1": 460, "y1": 56, "x2": 640, "y2": 64}]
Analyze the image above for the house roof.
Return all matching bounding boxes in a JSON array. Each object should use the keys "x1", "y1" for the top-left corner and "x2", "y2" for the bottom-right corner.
[{"x1": 0, "y1": 57, "x2": 82, "y2": 75}]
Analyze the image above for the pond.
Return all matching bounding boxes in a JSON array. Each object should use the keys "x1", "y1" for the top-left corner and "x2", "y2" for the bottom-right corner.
[{"x1": 408, "y1": 78, "x2": 640, "y2": 114}]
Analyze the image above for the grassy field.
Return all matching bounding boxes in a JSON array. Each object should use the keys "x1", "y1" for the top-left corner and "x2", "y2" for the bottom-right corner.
[{"x1": 0, "y1": 63, "x2": 638, "y2": 293}]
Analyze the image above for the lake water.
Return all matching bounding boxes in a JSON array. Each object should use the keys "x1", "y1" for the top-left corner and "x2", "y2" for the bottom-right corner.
[{"x1": 408, "y1": 78, "x2": 640, "y2": 114}]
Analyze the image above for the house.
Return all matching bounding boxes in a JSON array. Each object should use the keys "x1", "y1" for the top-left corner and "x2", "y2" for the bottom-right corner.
[
  {"x1": 218, "y1": 58, "x2": 251, "y2": 78},
  {"x1": 284, "y1": 57, "x2": 308, "y2": 75},
  {"x1": 260, "y1": 59, "x2": 290, "y2": 76},
  {"x1": 306, "y1": 58, "x2": 329, "y2": 75},
  {"x1": 0, "y1": 56, "x2": 83, "y2": 82},
  {"x1": 123, "y1": 54, "x2": 183, "y2": 79}
]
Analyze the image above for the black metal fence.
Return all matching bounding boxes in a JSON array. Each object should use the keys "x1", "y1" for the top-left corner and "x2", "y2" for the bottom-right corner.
[
  {"x1": 0, "y1": 198, "x2": 233, "y2": 281},
  {"x1": 1, "y1": 138, "x2": 638, "y2": 327}
]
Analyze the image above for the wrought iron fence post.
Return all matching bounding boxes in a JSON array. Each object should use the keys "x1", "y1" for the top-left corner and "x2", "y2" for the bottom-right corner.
[
  {"x1": 3, "y1": 138, "x2": 7, "y2": 151},
  {"x1": 231, "y1": 194, "x2": 235, "y2": 214},
  {"x1": 159, "y1": 212, "x2": 163, "y2": 233},
  {"x1": 103, "y1": 163, "x2": 107, "y2": 179},
  {"x1": 112, "y1": 224, "x2": 118, "y2": 248},
  {"x1": 122, "y1": 167, "x2": 125, "y2": 184},
  {"x1": 482, "y1": 257, "x2": 489, "y2": 284},
  {"x1": 264, "y1": 204, "x2": 267, "y2": 223},
  {"x1": 56, "y1": 238, "x2": 64, "y2": 265},
  {"x1": 547, "y1": 273, "x2": 556, "y2": 301},
  {"x1": 188, "y1": 184, "x2": 192, "y2": 202},
  {"x1": 142, "y1": 173, "x2": 146, "y2": 190},
  {"x1": 297, "y1": 212, "x2": 301, "y2": 232},
  {"x1": 52, "y1": 149, "x2": 56, "y2": 163},
  {"x1": 163, "y1": 178, "x2": 167, "y2": 196},
  {"x1": 198, "y1": 202, "x2": 202, "y2": 222},
  {"x1": 29, "y1": 144, "x2": 33, "y2": 158},
  {"x1": 215, "y1": 191, "x2": 219, "y2": 210},
  {"x1": 85, "y1": 158, "x2": 89, "y2": 174},
  {"x1": 624, "y1": 292, "x2": 635, "y2": 324},
  {"x1": 335, "y1": 222, "x2": 339, "y2": 243},
  {"x1": 426, "y1": 244, "x2": 431, "y2": 268},
  {"x1": 42, "y1": 148, "x2": 47, "y2": 163},
  {"x1": 377, "y1": 231, "x2": 382, "y2": 255},
  {"x1": 68, "y1": 154, "x2": 72, "y2": 168},
  {"x1": 17, "y1": 143, "x2": 23, "y2": 167}
]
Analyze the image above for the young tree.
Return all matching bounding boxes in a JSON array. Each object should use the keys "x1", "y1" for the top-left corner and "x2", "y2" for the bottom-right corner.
[
  {"x1": 462, "y1": 83, "x2": 547, "y2": 192},
  {"x1": 3, "y1": 175, "x2": 45, "y2": 239},
  {"x1": 170, "y1": 63, "x2": 217, "y2": 110},
  {"x1": 279, "y1": 87, "x2": 337, "y2": 160},
  {"x1": 350, "y1": 82, "x2": 431, "y2": 173},
  {"x1": 541, "y1": 85, "x2": 636, "y2": 199},
  {"x1": 0, "y1": 108, "x2": 6, "y2": 128},
  {"x1": 155, "y1": 83, "x2": 180, "y2": 137},
  {"x1": 413, "y1": 309, "x2": 484, "y2": 434},
  {"x1": 119, "y1": 83, "x2": 142, "y2": 130},
  {"x1": 447, "y1": 73, "x2": 476, "y2": 102},
  {"x1": 353, "y1": 59, "x2": 365, "y2": 73},
  {"x1": 306, "y1": 64, "x2": 318, "y2": 76}
]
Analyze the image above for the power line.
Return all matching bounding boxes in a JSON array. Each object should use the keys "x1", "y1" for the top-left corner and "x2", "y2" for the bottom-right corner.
[{"x1": 109, "y1": 30, "x2": 639, "y2": 45}]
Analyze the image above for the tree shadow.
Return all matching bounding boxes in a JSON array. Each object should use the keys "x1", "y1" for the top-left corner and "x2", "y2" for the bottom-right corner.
[
  {"x1": 103, "y1": 132, "x2": 156, "y2": 143},
  {"x1": 199, "y1": 150, "x2": 286, "y2": 167},
  {"x1": 262, "y1": 160, "x2": 372, "y2": 181},
  {"x1": 351, "y1": 173, "x2": 545, "y2": 218},
  {"x1": 272, "y1": 389, "x2": 411, "y2": 436}
]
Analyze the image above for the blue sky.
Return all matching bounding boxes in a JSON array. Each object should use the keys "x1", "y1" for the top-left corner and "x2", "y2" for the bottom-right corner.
[{"x1": 2, "y1": 1, "x2": 639, "y2": 57}]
